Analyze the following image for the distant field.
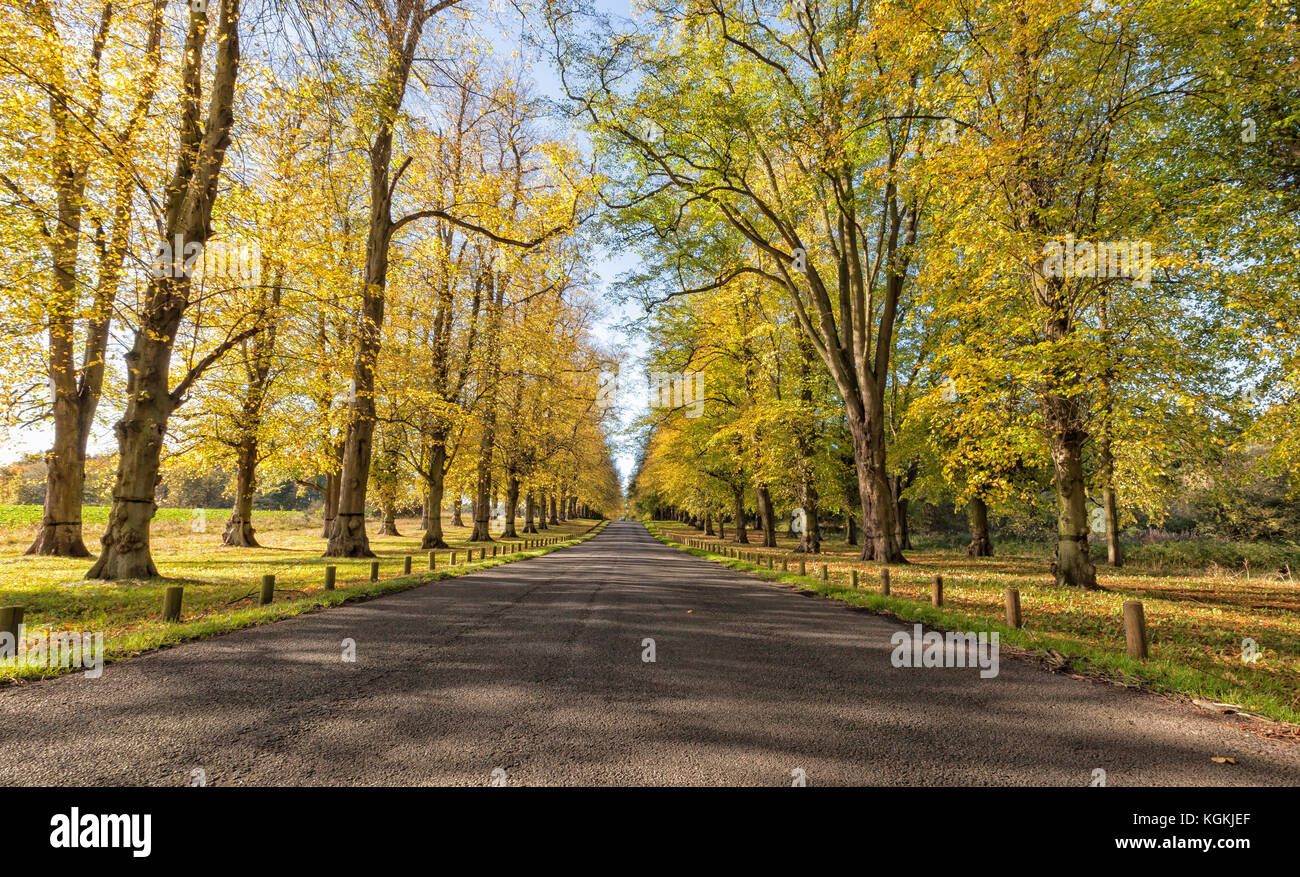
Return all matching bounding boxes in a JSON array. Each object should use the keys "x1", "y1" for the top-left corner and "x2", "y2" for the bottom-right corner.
[
  {"x1": 651, "y1": 520, "x2": 1300, "y2": 727},
  {"x1": 0, "y1": 511, "x2": 602, "y2": 682}
]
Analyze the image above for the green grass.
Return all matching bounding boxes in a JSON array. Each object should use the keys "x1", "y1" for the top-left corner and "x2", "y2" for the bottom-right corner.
[
  {"x1": 647, "y1": 520, "x2": 1300, "y2": 726},
  {"x1": 0, "y1": 512, "x2": 606, "y2": 682}
]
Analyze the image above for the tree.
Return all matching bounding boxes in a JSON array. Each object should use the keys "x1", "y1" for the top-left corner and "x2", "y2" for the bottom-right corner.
[
  {"x1": 1, "y1": 0, "x2": 166, "y2": 556},
  {"x1": 87, "y1": 0, "x2": 248, "y2": 580}
]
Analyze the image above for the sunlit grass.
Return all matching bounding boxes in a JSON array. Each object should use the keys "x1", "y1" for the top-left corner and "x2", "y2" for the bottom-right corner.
[
  {"x1": 0, "y1": 513, "x2": 604, "y2": 682},
  {"x1": 650, "y1": 520, "x2": 1300, "y2": 725}
]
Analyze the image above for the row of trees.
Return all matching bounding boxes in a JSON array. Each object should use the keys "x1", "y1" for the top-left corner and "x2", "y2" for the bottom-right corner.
[
  {"x1": 1, "y1": 0, "x2": 621, "y2": 580},
  {"x1": 550, "y1": 0, "x2": 1299, "y2": 586}
]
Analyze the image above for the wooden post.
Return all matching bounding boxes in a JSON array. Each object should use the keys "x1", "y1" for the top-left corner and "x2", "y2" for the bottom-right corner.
[
  {"x1": 0, "y1": 605, "x2": 24, "y2": 641},
  {"x1": 403, "y1": 555, "x2": 412, "y2": 575},
  {"x1": 451, "y1": 550, "x2": 458, "y2": 565},
  {"x1": 932, "y1": 575, "x2": 943, "y2": 607},
  {"x1": 821, "y1": 565, "x2": 828, "y2": 582},
  {"x1": 369, "y1": 561, "x2": 379, "y2": 582},
  {"x1": 851, "y1": 569, "x2": 859, "y2": 589},
  {"x1": 880, "y1": 569, "x2": 890, "y2": 596},
  {"x1": 782, "y1": 558, "x2": 788, "y2": 572},
  {"x1": 428, "y1": 551, "x2": 436, "y2": 571},
  {"x1": 260, "y1": 574, "x2": 275, "y2": 606},
  {"x1": 162, "y1": 587, "x2": 183, "y2": 622},
  {"x1": 324, "y1": 566, "x2": 337, "y2": 591},
  {"x1": 1123, "y1": 600, "x2": 1148, "y2": 659},
  {"x1": 799, "y1": 559, "x2": 806, "y2": 576},
  {"x1": 1004, "y1": 588, "x2": 1021, "y2": 628},
  {"x1": 767, "y1": 556, "x2": 773, "y2": 570}
]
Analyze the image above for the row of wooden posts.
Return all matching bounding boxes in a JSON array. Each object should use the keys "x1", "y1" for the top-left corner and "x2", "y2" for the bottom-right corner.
[
  {"x1": 0, "y1": 537, "x2": 568, "y2": 635},
  {"x1": 680, "y1": 535, "x2": 1151, "y2": 660}
]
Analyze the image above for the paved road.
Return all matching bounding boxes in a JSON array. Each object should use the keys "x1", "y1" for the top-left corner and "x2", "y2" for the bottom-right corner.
[{"x1": 1, "y1": 521, "x2": 1296, "y2": 786}]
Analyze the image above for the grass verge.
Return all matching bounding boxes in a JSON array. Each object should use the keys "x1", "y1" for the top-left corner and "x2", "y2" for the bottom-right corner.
[{"x1": 1, "y1": 518, "x2": 607, "y2": 684}]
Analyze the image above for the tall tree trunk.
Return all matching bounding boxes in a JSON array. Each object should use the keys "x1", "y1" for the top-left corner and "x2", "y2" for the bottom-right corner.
[
  {"x1": 966, "y1": 496, "x2": 993, "y2": 557},
  {"x1": 537, "y1": 489, "x2": 549, "y2": 530},
  {"x1": 452, "y1": 491, "x2": 465, "y2": 528},
  {"x1": 895, "y1": 496, "x2": 911, "y2": 550},
  {"x1": 86, "y1": 0, "x2": 243, "y2": 580},
  {"x1": 378, "y1": 501, "x2": 400, "y2": 536},
  {"x1": 846, "y1": 399, "x2": 903, "y2": 563},
  {"x1": 733, "y1": 485, "x2": 749, "y2": 544},
  {"x1": 503, "y1": 474, "x2": 520, "y2": 538},
  {"x1": 548, "y1": 493, "x2": 558, "y2": 525},
  {"x1": 755, "y1": 486, "x2": 776, "y2": 547},
  {"x1": 29, "y1": 401, "x2": 92, "y2": 557},
  {"x1": 1100, "y1": 438, "x2": 1123, "y2": 567},
  {"x1": 1046, "y1": 420, "x2": 1096, "y2": 587},
  {"x1": 798, "y1": 481, "x2": 821, "y2": 554},
  {"x1": 421, "y1": 442, "x2": 450, "y2": 549},
  {"x1": 326, "y1": 2, "x2": 433, "y2": 557},
  {"x1": 1011, "y1": 9, "x2": 1097, "y2": 588},
  {"x1": 524, "y1": 491, "x2": 537, "y2": 533},
  {"x1": 222, "y1": 277, "x2": 280, "y2": 548},
  {"x1": 470, "y1": 272, "x2": 504, "y2": 543},
  {"x1": 223, "y1": 440, "x2": 261, "y2": 547},
  {"x1": 890, "y1": 472, "x2": 914, "y2": 551},
  {"x1": 27, "y1": 0, "x2": 163, "y2": 557},
  {"x1": 321, "y1": 467, "x2": 340, "y2": 538}
]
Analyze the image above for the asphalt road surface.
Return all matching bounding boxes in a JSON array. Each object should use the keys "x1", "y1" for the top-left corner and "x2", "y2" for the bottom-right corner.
[{"x1": 1, "y1": 521, "x2": 1297, "y2": 786}]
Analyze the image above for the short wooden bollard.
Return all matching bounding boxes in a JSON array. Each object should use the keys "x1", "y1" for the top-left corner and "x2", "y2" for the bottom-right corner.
[
  {"x1": 782, "y1": 558, "x2": 788, "y2": 572},
  {"x1": 1004, "y1": 588, "x2": 1021, "y2": 628},
  {"x1": 932, "y1": 575, "x2": 943, "y2": 607},
  {"x1": 481, "y1": 547, "x2": 487, "y2": 560},
  {"x1": 157, "y1": 586, "x2": 182, "y2": 621},
  {"x1": 428, "y1": 551, "x2": 436, "y2": 571},
  {"x1": 369, "y1": 561, "x2": 379, "y2": 581},
  {"x1": 767, "y1": 556, "x2": 773, "y2": 570},
  {"x1": 851, "y1": 569, "x2": 859, "y2": 589},
  {"x1": 821, "y1": 565, "x2": 828, "y2": 582},
  {"x1": 0, "y1": 605, "x2": 24, "y2": 640},
  {"x1": 450, "y1": 551, "x2": 458, "y2": 565},
  {"x1": 324, "y1": 566, "x2": 337, "y2": 591},
  {"x1": 403, "y1": 555, "x2": 412, "y2": 575},
  {"x1": 1123, "y1": 600, "x2": 1148, "y2": 659},
  {"x1": 880, "y1": 568, "x2": 890, "y2": 596},
  {"x1": 492, "y1": 545, "x2": 498, "y2": 557},
  {"x1": 260, "y1": 574, "x2": 275, "y2": 606},
  {"x1": 799, "y1": 559, "x2": 806, "y2": 576}
]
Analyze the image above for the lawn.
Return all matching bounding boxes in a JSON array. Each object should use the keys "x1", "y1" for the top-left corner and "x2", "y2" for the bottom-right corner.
[
  {"x1": 0, "y1": 508, "x2": 603, "y2": 682},
  {"x1": 648, "y1": 520, "x2": 1300, "y2": 727}
]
